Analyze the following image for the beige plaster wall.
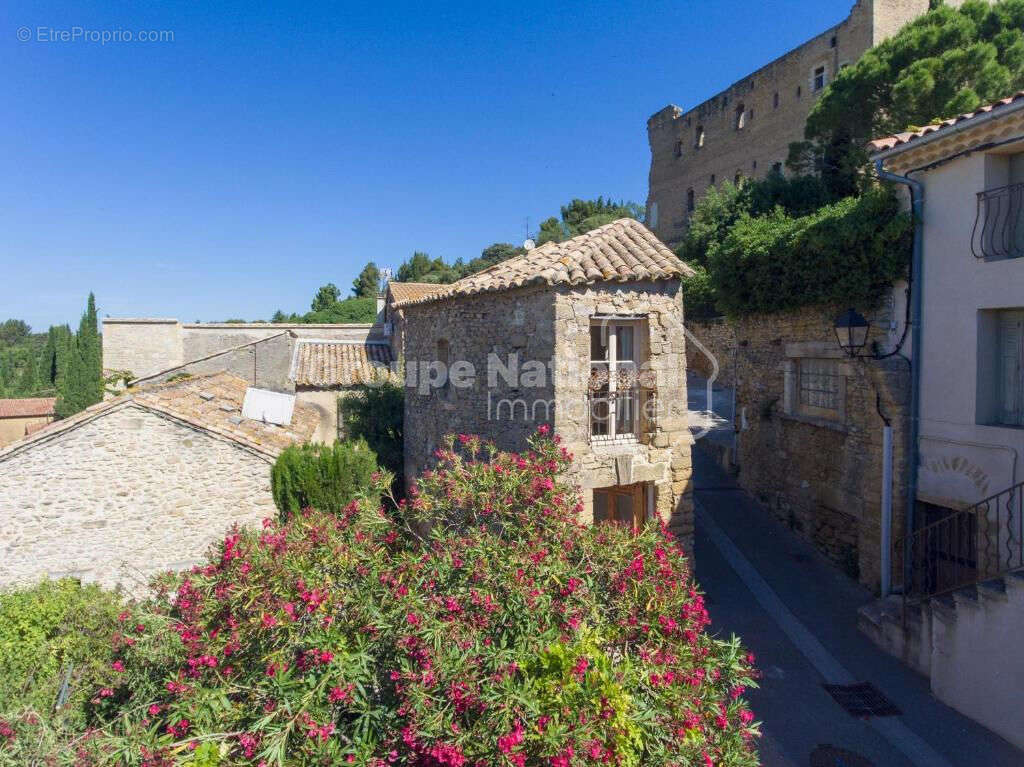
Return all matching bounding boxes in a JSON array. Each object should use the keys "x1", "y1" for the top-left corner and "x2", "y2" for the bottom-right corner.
[
  {"x1": 0, "y1": 415, "x2": 54, "y2": 447},
  {"x1": 912, "y1": 149, "x2": 1024, "y2": 508}
]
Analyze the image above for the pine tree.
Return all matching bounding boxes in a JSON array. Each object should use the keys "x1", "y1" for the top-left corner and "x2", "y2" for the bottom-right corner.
[{"x1": 352, "y1": 262, "x2": 380, "y2": 298}]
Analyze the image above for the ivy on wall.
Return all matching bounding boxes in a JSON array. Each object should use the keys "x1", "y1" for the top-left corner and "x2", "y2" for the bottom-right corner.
[{"x1": 679, "y1": 179, "x2": 912, "y2": 318}]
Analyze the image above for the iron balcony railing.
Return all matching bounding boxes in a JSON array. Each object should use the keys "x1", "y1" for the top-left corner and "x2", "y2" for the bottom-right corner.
[
  {"x1": 894, "y1": 480, "x2": 1024, "y2": 602},
  {"x1": 588, "y1": 388, "x2": 657, "y2": 442},
  {"x1": 971, "y1": 182, "x2": 1024, "y2": 260}
]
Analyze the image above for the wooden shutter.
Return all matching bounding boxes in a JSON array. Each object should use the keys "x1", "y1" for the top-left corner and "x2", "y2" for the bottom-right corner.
[{"x1": 999, "y1": 312, "x2": 1024, "y2": 426}]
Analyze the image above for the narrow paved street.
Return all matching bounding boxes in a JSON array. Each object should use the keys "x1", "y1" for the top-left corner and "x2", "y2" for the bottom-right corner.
[{"x1": 691, "y1": 447, "x2": 1023, "y2": 767}]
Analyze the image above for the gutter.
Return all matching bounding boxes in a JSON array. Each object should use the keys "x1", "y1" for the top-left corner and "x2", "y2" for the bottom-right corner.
[
  {"x1": 870, "y1": 94, "x2": 1024, "y2": 163},
  {"x1": 874, "y1": 157, "x2": 924, "y2": 595}
]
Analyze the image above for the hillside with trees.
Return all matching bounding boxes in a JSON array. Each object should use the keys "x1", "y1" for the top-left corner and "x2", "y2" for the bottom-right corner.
[
  {"x1": 271, "y1": 197, "x2": 644, "y2": 322},
  {"x1": 368, "y1": 196, "x2": 643, "y2": 289},
  {"x1": 0, "y1": 294, "x2": 104, "y2": 417}
]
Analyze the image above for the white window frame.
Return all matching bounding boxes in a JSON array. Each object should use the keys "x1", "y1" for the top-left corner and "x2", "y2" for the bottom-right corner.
[
  {"x1": 590, "y1": 318, "x2": 644, "y2": 443},
  {"x1": 812, "y1": 64, "x2": 828, "y2": 92}
]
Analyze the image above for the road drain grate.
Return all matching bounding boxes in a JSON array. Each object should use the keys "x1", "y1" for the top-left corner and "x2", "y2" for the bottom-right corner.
[
  {"x1": 822, "y1": 682, "x2": 901, "y2": 718},
  {"x1": 810, "y1": 744, "x2": 874, "y2": 766}
]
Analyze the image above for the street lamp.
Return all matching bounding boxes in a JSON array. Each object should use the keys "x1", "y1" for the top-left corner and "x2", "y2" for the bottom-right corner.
[{"x1": 834, "y1": 308, "x2": 870, "y2": 357}]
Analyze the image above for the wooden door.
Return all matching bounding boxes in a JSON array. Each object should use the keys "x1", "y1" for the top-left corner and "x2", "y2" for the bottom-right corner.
[{"x1": 593, "y1": 483, "x2": 645, "y2": 529}]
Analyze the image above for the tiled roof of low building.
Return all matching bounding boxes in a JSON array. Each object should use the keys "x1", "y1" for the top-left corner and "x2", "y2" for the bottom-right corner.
[
  {"x1": 0, "y1": 372, "x2": 318, "y2": 461},
  {"x1": 868, "y1": 90, "x2": 1024, "y2": 153},
  {"x1": 289, "y1": 341, "x2": 396, "y2": 387},
  {"x1": 386, "y1": 282, "x2": 444, "y2": 304},
  {"x1": 393, "y1": 218, "x2": 691, "y2": 307},
  {"x1": 0, "y1": 397, "x2": 56, "y2": 418}
]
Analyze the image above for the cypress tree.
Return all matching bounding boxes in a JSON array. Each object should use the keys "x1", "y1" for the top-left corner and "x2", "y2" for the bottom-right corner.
[{"x1": 55, "y1": 294, "x2": 103, "y2": 418}]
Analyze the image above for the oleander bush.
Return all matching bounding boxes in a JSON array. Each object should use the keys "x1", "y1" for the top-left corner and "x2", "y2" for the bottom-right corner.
[{"x1": 2, "y1": 430, "x2": 760, "y2": 766}]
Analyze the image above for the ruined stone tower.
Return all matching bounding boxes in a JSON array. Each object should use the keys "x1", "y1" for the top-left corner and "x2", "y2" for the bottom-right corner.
[{"x1": 646, "y1": 0, "x2": 953, "y2": 245}]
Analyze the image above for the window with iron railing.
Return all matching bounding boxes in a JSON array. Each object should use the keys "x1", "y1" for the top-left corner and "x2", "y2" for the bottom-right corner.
[
  {"x1": 588, "y1": 320, "x2": 654, "y2": 442},
  {"x1": 792, "y1": 357, "x2": 846, "y2": 423},
  {"x1": 971, "y1": 182, "x2": 1024, "y2": 260}
]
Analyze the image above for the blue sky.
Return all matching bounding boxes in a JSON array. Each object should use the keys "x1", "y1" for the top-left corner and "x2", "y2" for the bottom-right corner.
[{"x1": 1, "y1": 0, "x2": 853, "y2": 329}]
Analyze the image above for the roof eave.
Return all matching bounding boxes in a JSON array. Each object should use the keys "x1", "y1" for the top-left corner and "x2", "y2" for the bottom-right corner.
[{"x1": 870, "y1": 96, "x2": 1024, "y2": 162}]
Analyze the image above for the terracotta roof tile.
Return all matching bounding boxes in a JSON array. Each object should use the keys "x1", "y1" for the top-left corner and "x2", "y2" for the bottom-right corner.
[
  {"x1": 290, "y1": 341, "x2": 396, "y2": 387},
  {"x1": 868, "y1": 91, "x2": 1024, "y2": 153},
  {"x1": 386, "y1": 282, "x2": 444, "y2": 304},
  {"x1": 0, "y1": 397, "x2": 56, "y2": 418},
  {"x1": 0, "y1": 372, "x2": 318, "y2": 460},
  {"x1": 393, "y1": 218, "x2": 691, "y2": 307}
]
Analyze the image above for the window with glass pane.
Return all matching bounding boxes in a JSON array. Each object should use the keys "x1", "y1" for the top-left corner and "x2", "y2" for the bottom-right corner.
[{"x1": 589, "y1": 320, "x2": 644, "y2": 440}]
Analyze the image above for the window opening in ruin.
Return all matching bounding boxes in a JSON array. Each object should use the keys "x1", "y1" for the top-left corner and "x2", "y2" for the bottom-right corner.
[{"x1": 813, "y1": 66, "x2": 826, "y2": 92}]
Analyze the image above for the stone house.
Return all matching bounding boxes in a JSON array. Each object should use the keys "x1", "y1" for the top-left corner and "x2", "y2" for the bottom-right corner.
[
  {"x1": 859, "y1": 91, "x2": 1024, "y2": 748},
  {"x1": 0, "y1": 372, "x2": 318, "y2": 591},
  {"x1": 0, "y1": 397, "x2": 56, "y2": 447},
  {"x1": 396, "y1": 219, "x2": 696, "y2": 548},
  {"x1": 646, "y1": 0, "x2": 964, "y2": 244}
]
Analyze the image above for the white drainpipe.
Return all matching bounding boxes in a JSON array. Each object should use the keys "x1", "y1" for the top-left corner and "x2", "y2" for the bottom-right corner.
[{"x1": 881, "y1": 424, "x2": 893, "y2": 597}]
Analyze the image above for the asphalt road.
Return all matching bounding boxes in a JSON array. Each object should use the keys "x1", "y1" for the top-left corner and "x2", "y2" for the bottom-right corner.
[{"x1": 690, "y1": 447, "x2": 1023, "y2": 767}]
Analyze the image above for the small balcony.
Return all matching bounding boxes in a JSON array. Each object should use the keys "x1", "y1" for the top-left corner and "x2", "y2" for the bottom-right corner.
[
  {"x1": 588, "y1": 387, "x2": 657, "y2": 444},
  {"x1": 971, "y1": 182, "x2": 1024, "y2": 260}
]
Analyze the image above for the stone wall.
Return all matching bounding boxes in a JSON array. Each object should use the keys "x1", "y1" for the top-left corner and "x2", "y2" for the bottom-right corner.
[
  {"x1": 102, "y1": 319, "x2": 182, "y2": 377},
  {"x1": 688, "y1": 305, "x2": 910, "y2": 590},
  {"x1": 646, "y1": 0, "x2": 934, "y2": 245},
  {"x1": 552, "y1": 281, "x2": 694, "y2": 547},
  {"x1": 402, "y1": 280, "x2": 694, "y2": 550},
  {"x1": 684, "y1": 316, "x2": 736, "y2": 385},
  {"x1": 402, "y1": 286, "x2": 557, "y2": 483},
  {"x1": 102, "y1": 319, "x2": 386, "y2": 381},
  {"x1": 0, "y1": 405, "x2": 277, "y2": 591},
  {"x1": 131, "y1": 333, "x2": 296, "y2": 393}
]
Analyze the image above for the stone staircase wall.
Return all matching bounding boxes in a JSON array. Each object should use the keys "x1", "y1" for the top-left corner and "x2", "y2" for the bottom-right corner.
[{"x1": 858, "y1": 571, "x2": 1024, "y2": 750}]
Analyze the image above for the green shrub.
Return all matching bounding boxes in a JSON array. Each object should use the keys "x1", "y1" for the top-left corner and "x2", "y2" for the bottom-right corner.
[
  {"x1": 339, "y1": 381, "x2": 404, "y2": 492},
  {"x1": 270, "y1": 438, "x2": 378, "y2": 518},
  {"x1": 681, "y1": 265, "x2": 719, "y2": 320},
  {"x1": 0, "y1": 579, "x2": 123, "y2": 729},
  {"x1": 707, "y1": 187, "x2": 911, "y2": 317}
]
